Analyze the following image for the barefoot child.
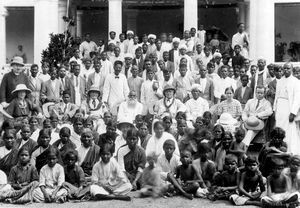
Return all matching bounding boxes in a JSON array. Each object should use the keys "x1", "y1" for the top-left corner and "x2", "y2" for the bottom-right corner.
[
  {"x1": 157, "y1": 139, "x2": 193, "y2": 199},
  {"x1": 8, "y1": 147, "x2": 39, "y2": 203},
  {"x1": 208, "y1": 154, "x2": 240, "y2": 201},
  {"x1": 229, "y1": 128, "x2": 247, "y2": 167},
  {"x1": 230, "y1": 156, "x2": 265, "y2": 206},
  {"x1": 261, "y1": 157, "x2": 299, "y2": 207},
  {"x1": 117, "y1": 128, "x2": 146, "y2": 190},
  {"x1": 63, "y1": 150, "x2": 89, "y2": 200},
  {"x1": 193, "y1": 143, "x2": 216, "y2": 188},
  {"x1": 175, "y1": 150, "x2": 206, "y2": 196},
  {"x1": 33, "y1": 147, "x2": 68, "y2": 203},
  {"x1": 90, "y1": 144, "x2": 132, "y2": 201}
]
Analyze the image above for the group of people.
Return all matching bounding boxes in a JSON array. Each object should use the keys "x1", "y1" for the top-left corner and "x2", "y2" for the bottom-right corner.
[{"x1": 0, "y1": 23, "x2": 300, "y2": 207}]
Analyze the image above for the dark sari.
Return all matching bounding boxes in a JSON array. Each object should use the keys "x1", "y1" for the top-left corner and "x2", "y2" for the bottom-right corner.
[{"x1": 0, "y1": 148, "x2": 18, "y2": 176}]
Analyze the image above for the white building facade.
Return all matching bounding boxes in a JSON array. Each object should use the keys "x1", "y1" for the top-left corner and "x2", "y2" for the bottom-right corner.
[{"x1": 0, "y1": 0, "x2": 299, "y2": 68}]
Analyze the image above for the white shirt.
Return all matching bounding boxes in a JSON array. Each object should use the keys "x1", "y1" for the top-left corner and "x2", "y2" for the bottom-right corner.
[
  {"x1": 79, "y1": 41, "x2": 98, "y2": 59},
  {"x1": 77, "y1": 145, "x2": 90, "y2": 166},
  {"x1": 161, "y1": 42, "x2": 172, "y2": 53},
  {"x1": 0, "y1": 146, "x2": 11, "y2": 159},
  {"x1": 145, "y1": 132, "x2": 179, "y2": 157},
  {"x1": 100, "y1": 59, "x2": 113, "y2": 78},
  {"x1": 185, "y1": 97, "x2": 210, "y2": 121},
  {"x1": 102, "y1": 73, "x2": 130, "y2": 114},
  {"x1": 157, "y1": 153, "x2": 181, "y2": 180},
  {"x1": 199, "y1": 77, "x2": 207, "y2": 93},
  {"x1": 117, "y1": 101, "x2": 143, "y2": 123}
]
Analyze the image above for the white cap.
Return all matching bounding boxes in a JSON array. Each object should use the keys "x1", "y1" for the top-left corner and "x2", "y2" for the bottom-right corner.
[
  {"x1": 148, "y1": 34, "x2": 156, "y2": 39},
  {"x1": 124, "y1": 53, "x2": 133, "y2": 59},
  {"x1": 126, "y1": 30, "x2": 134, "y2": 35},
  {"x1": 179, "y1": 44, "x2": 187, "y2": 50},
  {"x1": 172, "y1": 37, "x2": 180, "y2": 43},
  {"x1": 191, "y1": 84, "x2": 202, "y2": 92},
  {"x1": 213, "y1": 52, "x2": 222, "y2": 58}
]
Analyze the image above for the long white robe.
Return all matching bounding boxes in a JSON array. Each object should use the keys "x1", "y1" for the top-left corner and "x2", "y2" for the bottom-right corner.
[{"x1": 274, "y1": 75, "x2": 300, "y2": 155}]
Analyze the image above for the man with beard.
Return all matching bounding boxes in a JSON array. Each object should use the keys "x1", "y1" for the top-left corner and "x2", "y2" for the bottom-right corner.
[{"x1": 117, "y1": 90, "x2": 143, "y2": 123}]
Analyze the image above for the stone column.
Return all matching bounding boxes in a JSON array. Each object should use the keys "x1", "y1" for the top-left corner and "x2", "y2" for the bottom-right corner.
[
  {"x1": 0, "y1": 6, "x2": 8, "y2": 68},
  {"x1": 184, "y1": 0, "x2": 198, "y2": 31},
  {"x1": 249, "y1": 0, "x2": 274, "y2": 63},
  {"x1": 76, "y1": 10, "x2": 83, "y2": 37},
  {"x1": 76, "y1": 10, "x2": 83, "y2": 38},
  {"x1": 34, "y1": 0, "x2": 59, "y2": 65},
  {"x1": 109, "y1": 0, "x2": 122, "y2": 38},
  {"x1": 58, "y1": 0, "x2": 67, "y2": 34}
]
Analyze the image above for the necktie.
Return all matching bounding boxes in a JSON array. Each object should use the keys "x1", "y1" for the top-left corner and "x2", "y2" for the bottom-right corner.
[
  {"x1": 92, "y1": 99, "x2": 96, "y2": 108},
  {"x1": 115, "y1": 76, "x2": 119, "y2": 79},
  {"x1": 61, "y1": 78, "x2": 65, "y2": 89},
  {"x1": 255, "y1": 100, "x2": 260, "y2": 110},
  {"x1": 63, "y1": 104, "x2": 68, "y2": 112},
  {"x1": 76, "y1": 76, "x2": 78, "y2": 87}
]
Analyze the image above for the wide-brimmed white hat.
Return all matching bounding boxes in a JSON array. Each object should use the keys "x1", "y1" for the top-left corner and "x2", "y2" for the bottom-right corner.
[
  {"x1": 217, "y1": 113, "x2": 238, "y2": 125},
  {"x1": 88, "y1": 85, "x2": 101, "y2": 95},
  {"x1": 11, "y1": 56, "x2": 24, "y2": 66},
  {"x1": 126, "y1": 30, "x2": 134, "y2": 35},
  {"x1": 244, "y1": 116, "x2": 264, "y2": 131},
  {"x1": 12, "y1": 84, "x2": 31, "y2": 95}
]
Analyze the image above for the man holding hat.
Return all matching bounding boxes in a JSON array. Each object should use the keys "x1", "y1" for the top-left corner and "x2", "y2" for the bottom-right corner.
[
  {"x1": 242, "y1": 85, "x2": 272, "y2": 146},
  {"x1": 0, "y1": 56, "x2": 29, "y2": 107},
  {"x1": 185, "y1": 84, "x2": 209, "y2": 122}
]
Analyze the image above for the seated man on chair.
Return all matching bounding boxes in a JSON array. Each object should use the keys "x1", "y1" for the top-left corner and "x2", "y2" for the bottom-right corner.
[{"x1": 242, "y1": 85, "x2": 273, "y2": 147}]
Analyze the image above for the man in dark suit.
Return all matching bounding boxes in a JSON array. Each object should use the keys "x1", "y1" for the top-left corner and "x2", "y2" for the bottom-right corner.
[
  {"x1": 194, "y1": 64, "x2": 214, "y2": 106},
  {"x1": 69, "y1": 64, "x2": 87, "y2": 106},
  {"x1": 234, "y1": 74, "x2": 253, "y2": 109},
  {"x1": 168, "y1": 37, "x2": 180, "y2": 63},
  {"x1": 162, "y1": 51, "x2": 175, "y2": 75},
  {"x1": 132, "y1": 47, "x2": 144, "y2": 73}
]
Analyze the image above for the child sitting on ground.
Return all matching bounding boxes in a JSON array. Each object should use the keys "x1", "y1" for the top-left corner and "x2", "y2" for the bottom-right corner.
[
  {"x1": 261, "y1": 157, "x2": 299, "y2": 208},
  {"x1": 63, "y1": 150, "x2": 89, "y2": 200},
  {"x1": 33, "y1": 147, "x2": 68, "y2": 203},
  {"x1": 157, "y1": 139, "x2": 193, "y2": 199},
  {"x1": 90, "y1": 144, "x2": 132, "y2": 201},
  {"x1": 229, "y1": 128, "x2": 247, "y2": 167},
  {"x1": 192, "y1": 143, "x2": 216, "y2": 188},
  {"x1": 141, "y1": 153, "x2": 169, "y2": 198},
  {"x1": 175, "y1": 150, "x2": 206, "y2": 197},
  {"x1": 208, "y1": 154, "x2": 240, "y2": 201},
  {"x1": 230, "y1": 156, "x2": 265, "y2": 206},
  {"x1": 283, "y1": 155, "x2": 300, "y2": 191},
  {"x1": 117, "y1": 128, "x2": 146, "y2": 191},
  {"x1": 7, "y1": 147, "x2": 39, "y2": 204}
]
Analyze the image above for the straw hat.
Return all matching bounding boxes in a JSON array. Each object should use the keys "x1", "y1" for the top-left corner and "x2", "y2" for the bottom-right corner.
[
  {"x1": 11, "y1": 56, "x2": 24, "y2": 66},
  {"x1": 244, "y1": 116, "x2": 264, "y2": 131},
  {"x1": 12, "y1": 84, "x2": 31, "y2": 95}
]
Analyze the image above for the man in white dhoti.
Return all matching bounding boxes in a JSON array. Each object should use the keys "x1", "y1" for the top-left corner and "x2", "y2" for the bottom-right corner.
[{"x1": 274, "y1": 63, "x2": 300, "y2": 155}]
